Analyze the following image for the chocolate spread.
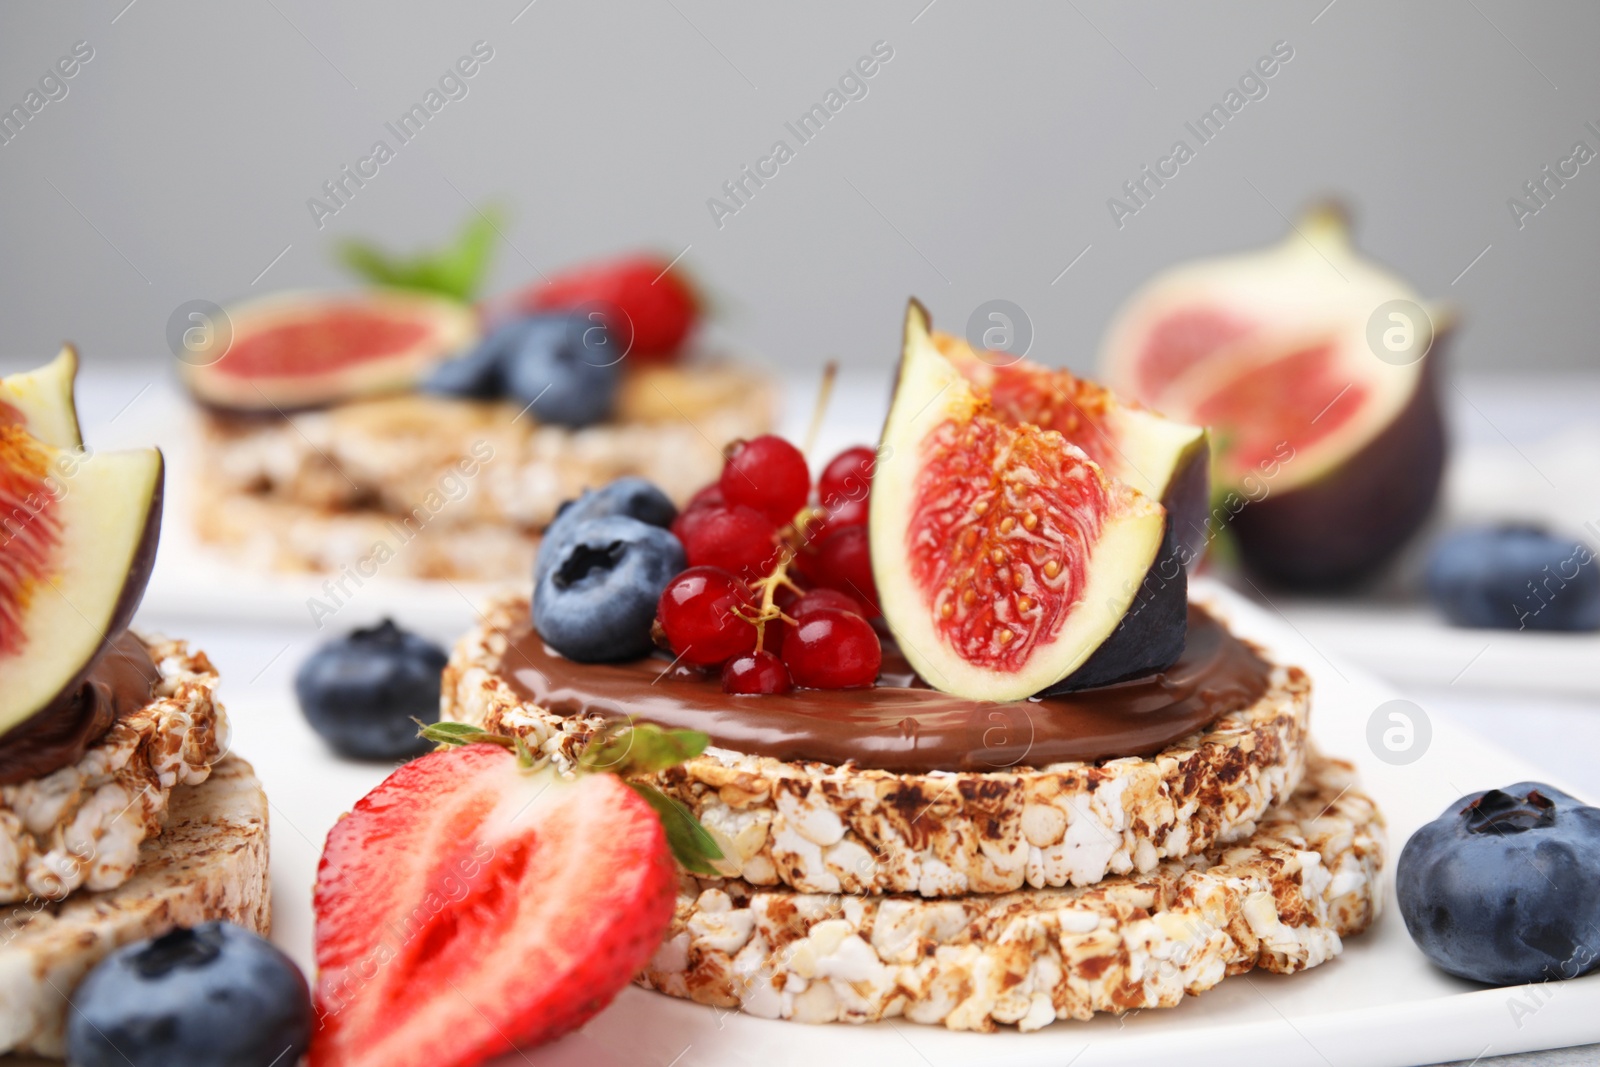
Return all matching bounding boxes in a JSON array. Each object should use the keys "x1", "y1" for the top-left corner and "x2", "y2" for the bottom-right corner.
[
  {"x1": 0, "y1": 632, "x2": 158, "y2": 785},
  {"x1": 497, "y1": 604, "x2": 1272, "y2": 773}
]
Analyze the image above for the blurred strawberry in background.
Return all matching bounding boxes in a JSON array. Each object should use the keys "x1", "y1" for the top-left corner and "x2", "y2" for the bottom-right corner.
[{"x1": 515, "y1": 254, "x2": 700, "y2": 362}]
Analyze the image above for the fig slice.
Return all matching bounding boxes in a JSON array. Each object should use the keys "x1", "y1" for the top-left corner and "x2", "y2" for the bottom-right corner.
[
  {"x1": 0, "y1": 358, "x2": 163, "y2": 737},
  {"x1": 0, "y1": 345, "x2": 82, "y2": 449},
  {"x1": 1100, "y1": 203, "x2": 1449, "y2": 588},
  {"x1": 929, "y1": 334, "x2": 1209, "y2": 692},
  {"x1": 870, "y1": 301, "x2": 1168, "y2": 702},
  {"x1": 178, "y1": 290, "x2": 478, "y2": 412}
]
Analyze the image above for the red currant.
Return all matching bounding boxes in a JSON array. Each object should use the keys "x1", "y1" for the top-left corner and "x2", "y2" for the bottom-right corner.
[
  {"x1": 677, "y1": 504, "x2": 780, "y2": 579},
  {"x1": 721, "y1": 650, "x2": 792, "y2": 694},
  {"x1": 781, "y1": 608, "x2": 881, "y2": 689},
  {"x1": 757, "y1": 611, "x2": 786, "y2": 656},
  {"x1": 825, "y1": 496, "x2": 869, "y2": 529},
  {"x1": 793, "y1": 506, "x2": 829, "y2": 546},
  {"x1": 684, "y1": 482, "x2": 725, "y2": 512},
  {"x1": 669, "y1": 483, "x2": 725, "y2": 542},
  {"x1": 773, "y1": 583, "x2": 803, "y2": 614},
  {"x1": 656, "y1": 566, "x2": 757, "y2": 666},
  {"x1": 812, "y1": 525, "x2": 880, "y2": 615},
  {"x1": 792, "y1": 588, "x2": 867, "y2": 619},
  {"x1": 720, "y1": 435, "x2": 810, "y2": 526},
  {"x1": 818, "y1": 446, "x2": 876, "y2": 517}
]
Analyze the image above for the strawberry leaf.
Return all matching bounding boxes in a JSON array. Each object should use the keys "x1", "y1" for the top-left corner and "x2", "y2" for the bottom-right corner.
[
  {"x1": 338, "y1": 207, "x2": 504, "y2": 302},
  {"x1": 578, "y1": 722, "x2": 708, "y2": 777},
  {"x1": 627, "y1": 782, "x2": 723, "y2": 875}
]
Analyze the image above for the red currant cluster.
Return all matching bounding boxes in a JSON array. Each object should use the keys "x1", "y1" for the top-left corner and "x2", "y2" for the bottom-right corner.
[{"x1": 656, "y1": 436, "x2": 884, "y2": 694}]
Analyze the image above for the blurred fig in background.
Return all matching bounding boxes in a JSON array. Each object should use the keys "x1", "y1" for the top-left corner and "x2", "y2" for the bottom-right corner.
[
  {"x1": 177, "y1": 290, "x2": 478, "y2": 413},
  {"x1": 1426, "y1": 525, "x2": 1600, "y2": 632},
  {"x1": 1100, "y1": 203, "x2": 1449, "y2": 590}
]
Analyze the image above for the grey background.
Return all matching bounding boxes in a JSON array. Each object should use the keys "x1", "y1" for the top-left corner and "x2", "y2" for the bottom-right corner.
[{"x1": 1, "y1": 0, "x2": 1597, "y2": 377}]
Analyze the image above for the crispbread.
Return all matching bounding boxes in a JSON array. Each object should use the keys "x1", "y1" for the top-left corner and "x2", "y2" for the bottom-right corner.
[
  {"x1": 192, "y1": 487, "x2": 544, "y2": 580},
  {"x1": 0, "y1": 756, "x2": 270, "y2": 1058},
  {"x1": 638, "y1": 754, "x2": 1382, "y2": 1031},
  {"x1": 0, "y1": 635, "x2": 228, "y2": 904},
  {"x1": 192, "y1": 362, "x2": 770, "y2": 580},
  {"x1": 194, "y1": 362, "x2": 772, "y2": 527},
  {"x1": 442, "y1": 596, "x2": 1311, "y2": 897}
]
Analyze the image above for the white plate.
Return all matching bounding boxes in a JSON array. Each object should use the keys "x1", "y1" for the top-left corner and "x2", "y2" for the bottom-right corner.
[
  {"x1": 201, "y1": 577, "x2": 1599, "y2": 1067},
  {"x1": 1273, "y1": 597, "x2": 1600, "y2": 699}
]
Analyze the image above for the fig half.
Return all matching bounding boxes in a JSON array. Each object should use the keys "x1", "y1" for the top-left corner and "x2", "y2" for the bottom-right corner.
[
  {"x1": 929, "y1": 332, "x2": 1209, "y2": 691},
  {"x1": 1100, "y1": 203, "x2": 1449, "y2": 588},
  {"x1": 0, "y1": 354, "x2": 163, "y2": 736},
  {"x1": 0, "y1": 345, "x2": 82, "y2": 449},
  {"x1": 178, "y1": 289, "x2": 478, "y2": 412},
  {"x1": 870, "y1": 301, "x2": 1170, "y2": 702}
]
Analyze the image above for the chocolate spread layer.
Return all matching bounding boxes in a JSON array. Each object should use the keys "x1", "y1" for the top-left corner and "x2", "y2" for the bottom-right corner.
[
  {"x1": 497, "y1": 604, "x2": 1272, "y2": 773},
  {"x1": 0, "y1": 632, "x2": 158, "y2": 785}
]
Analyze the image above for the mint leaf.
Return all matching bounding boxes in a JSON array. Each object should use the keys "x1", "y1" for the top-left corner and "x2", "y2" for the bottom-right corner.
[
  {"x1": 628, "y1": 782, "x2": 723, "y2": 876},
  {"x1": 578, "y1": 722, "x2": 709, "y2": 777},
  {"x1": 338, "y1": 207, "x2": 504, "y2": 301}
]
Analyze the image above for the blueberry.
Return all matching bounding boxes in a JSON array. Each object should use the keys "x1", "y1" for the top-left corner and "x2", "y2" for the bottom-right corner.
[
  {"x1": 66, "y1": 921, "x2": 312, "y2": 1067},
  {"x1": 295, "y1": 619, "x2": 447, "y2": 759},
  {"x1": 500, "y1": 312, "x2": 621, "y2": 428},
  {"x1": 1426, "y1": 525, "x2": 1600, "y2": 632},
  {"x1": 421, "y1": 325, "x2": 513, "y2": 399},
  {"x1": 535, "y1": 477, "x2": 678, "y2": 589},
  {"x1": 1397, "y1": 782, "x2": 1600, "y2": 985},
  {"x1": 533, "y1": 515, "x2": 684, "y2": 662}
]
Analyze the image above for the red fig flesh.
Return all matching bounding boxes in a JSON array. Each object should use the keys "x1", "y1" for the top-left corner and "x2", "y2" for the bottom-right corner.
[
  {"x1": 0, "y1": 355, "x2": 163, "y2": 736},
  {"x1": 869, "y1": 302, "x2": 1171, "y2": 702},
  {"x1": 1101, "y1": 204, "x2": 1449, "y2": 588},
  {"x1": 178, "y1": 290, "x2": 477, "y2": 412}
]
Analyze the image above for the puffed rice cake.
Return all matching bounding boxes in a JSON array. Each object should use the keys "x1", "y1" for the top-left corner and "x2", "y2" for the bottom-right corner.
[
  {"x1": 442, "y1": 595, "x2": 1312, "y2": 897},
  {"x1": 639, "y1": 753, "x2": 1382, "y2": 1031}
]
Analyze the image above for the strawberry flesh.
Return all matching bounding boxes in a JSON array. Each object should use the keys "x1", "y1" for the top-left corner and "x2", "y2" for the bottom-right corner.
[{"x1": 311, "y1": 743, "x2": 677, "y2": 1067}]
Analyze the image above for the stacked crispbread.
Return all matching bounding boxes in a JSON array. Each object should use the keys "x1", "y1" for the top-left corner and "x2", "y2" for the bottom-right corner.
[
  {"x1": 192, "y1": 364, "x2": 774, "y2": 580},
  {"x1": 0, "y1": 636, "x2": 269, "y2": 1058},
  {"x1": 441, "y1": 594, "x2": 1385, "y2": 1032}
]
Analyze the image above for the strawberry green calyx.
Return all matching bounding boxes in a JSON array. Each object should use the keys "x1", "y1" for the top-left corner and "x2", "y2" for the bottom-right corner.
[
  {"x1": 625, "y1": 781, "x2": 721, "y2": 876},
  {"x1": 416, "y1": 720, "x2": 537, "y2": 766},
  {"x1": 578, "y1": 720, "x2": 708, "y2": 775},
  {"x1": 416, "y1": 719, "x2": 723, "y2": 874},
  {"x1": 418, "y1": 720, "x2": 509, "y2": 747}
]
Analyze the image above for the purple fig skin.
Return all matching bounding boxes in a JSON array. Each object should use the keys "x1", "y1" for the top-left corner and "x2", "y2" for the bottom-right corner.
[
  {"x1": 106, "y1": 452, "x2": 164, "y2": 640},
  {"x1": 1161, "y1": 431, "x2": 1213, "y2": 570},
  {"x1": 1038, "y1": 434, "x2": 1207, "y2": 695},
  {"x1": 1228, "y1": 335, "x2": 1449, "y2": 591},
  {"x1": 1040, "y1": 519, "x2": 1186, "y2": 695}
]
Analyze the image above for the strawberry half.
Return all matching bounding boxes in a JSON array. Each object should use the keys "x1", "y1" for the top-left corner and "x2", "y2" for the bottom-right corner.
[
  {"x1": 310, "y1": 743, "x2": 677, "y2": 1067},
  {"x1": 517, "y1": 254, "x2": 699, "y2": 361}
]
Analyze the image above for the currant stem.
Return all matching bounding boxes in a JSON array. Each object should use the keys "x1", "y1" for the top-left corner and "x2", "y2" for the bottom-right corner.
[
  {"x1": 740, "y1": 548, "x2": 801, "y2": 654},
  {"x1": 802, "y1": 360, "x2": 839, "y2": 460}
]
